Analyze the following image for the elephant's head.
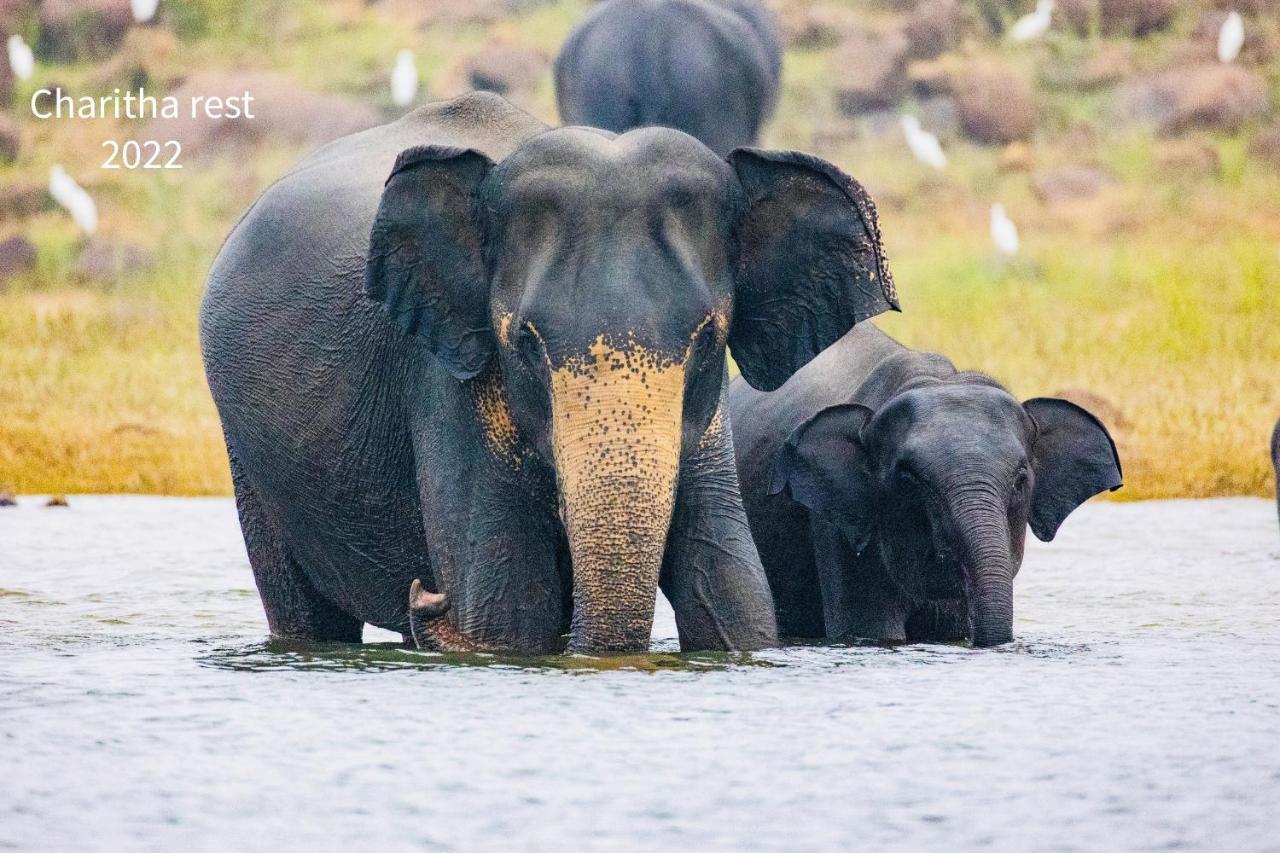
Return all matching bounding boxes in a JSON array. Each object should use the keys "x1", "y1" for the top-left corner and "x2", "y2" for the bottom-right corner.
[
  {"x1": 771, "y1": 378, "x2": 1122, "y2": 647},
  {"x1": 366, "y1": 126, "x2": 897, "y2": 652}
]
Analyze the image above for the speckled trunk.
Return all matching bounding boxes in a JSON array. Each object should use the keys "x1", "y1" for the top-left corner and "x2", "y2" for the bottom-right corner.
[{"x1": 550, "y1": 339, "x2": 686, "y2": 653}]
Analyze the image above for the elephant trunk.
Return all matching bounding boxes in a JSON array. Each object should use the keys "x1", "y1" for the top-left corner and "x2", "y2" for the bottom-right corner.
[
  {"x1": 946, "y1": 484, "x2": 1015, "y2": 648},
  {"x1": 550, "y1": 339, "x2": 685, "y2": 653}
]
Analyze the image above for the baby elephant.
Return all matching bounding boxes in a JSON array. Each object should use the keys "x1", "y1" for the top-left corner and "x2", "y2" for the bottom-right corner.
[
  {"x1": 730, "y1": 324, "x2": 1123, "y2": 647},
  {"x1": 554, "y1": 0, "x2": 781, "y2": 156}
]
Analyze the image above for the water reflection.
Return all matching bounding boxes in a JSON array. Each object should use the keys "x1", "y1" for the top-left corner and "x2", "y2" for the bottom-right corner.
[{"x1": 200, "y1": 637, "x2": 780, "y2": 674}]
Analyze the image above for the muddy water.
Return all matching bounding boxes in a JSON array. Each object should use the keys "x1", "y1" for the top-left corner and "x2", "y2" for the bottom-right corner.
[{"x1": 2, "y1": 496, "x2": 1278, "y2": 851}]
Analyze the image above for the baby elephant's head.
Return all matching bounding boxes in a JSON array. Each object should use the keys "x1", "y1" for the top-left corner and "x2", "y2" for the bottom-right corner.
[{"x1": 771, "y1": 376, "x2": 1122, "y2": 647}]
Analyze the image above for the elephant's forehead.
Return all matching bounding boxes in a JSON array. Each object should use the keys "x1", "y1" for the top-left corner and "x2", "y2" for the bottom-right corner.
[
  {"x1": 882, "y1": 384, "x2": 1029, "y2": 436},
  {"x1": 498, "y1": 126, "x2": 730, "y2": 195}
]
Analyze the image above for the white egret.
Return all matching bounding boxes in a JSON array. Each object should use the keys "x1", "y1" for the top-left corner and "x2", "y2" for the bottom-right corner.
[
  {"x1": 990, "y1": 203, "x2": 1019, "y2": 256},
  {"x1": 131, "y1": 0, "x2": 160, "y2": 23},
  {"x1": 1009, "y1": 0, "x2": 1054, "y2": 43},
  {"x1": 900, "y1": 114, "x2": 947, "y2": 170},
  {"x1": 7, "y1": 34, "x2": 34, "y2": 81},
  {"x1": 1218, "y1": 11, "x2": 1244, "y2": 64},
  {"x1": 391, "y1": 49, "x2": 419, "y2": 108},
  {"x1": 49, "y1": 166, "x2": 98, "y2": 236}
]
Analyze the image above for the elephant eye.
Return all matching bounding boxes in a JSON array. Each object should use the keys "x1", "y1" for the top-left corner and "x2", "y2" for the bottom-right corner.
[
  {"x1": 1011, "y1": 467, "x2": 1030, "y2": 495},
  {"x1": 515, "y1": 322, "x2": 548, "y2": 369},
  {"x1": 893, "y1": 461, "x2": 922, "y2": 488}
]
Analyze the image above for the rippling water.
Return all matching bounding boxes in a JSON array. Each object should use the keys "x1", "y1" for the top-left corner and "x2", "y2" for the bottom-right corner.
[{"x1": 2, "y1": 496, "x2": 1278, "y2": 851}]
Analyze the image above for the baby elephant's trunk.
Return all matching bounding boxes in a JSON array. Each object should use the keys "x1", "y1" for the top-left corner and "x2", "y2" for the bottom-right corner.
[
  {"x1": 550, "y1": 339, "x2": 685, "y2": 654},
  {"x1": 948, "y1": 487, "x2": 1016, "y2": 648}
]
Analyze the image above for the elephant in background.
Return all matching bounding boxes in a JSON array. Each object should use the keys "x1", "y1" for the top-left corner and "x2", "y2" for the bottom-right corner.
[
  {"x1": 201, "y1": 92, "x2": 898, "y2": 655},
  {"x1": 554, "y1": 0, "x2": 782, "y2": 157},
  {"x1": 1272, "y1": 418, "x2": 1279, "y2": 529},
  {"x1": 730, "y1": 323, "x2": 1122, "y2": 648}
]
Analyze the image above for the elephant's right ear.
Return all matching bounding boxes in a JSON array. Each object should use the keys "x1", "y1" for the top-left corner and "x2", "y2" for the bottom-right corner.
[
  {"x1": 366, "y1": 145, "x2": 496, "y2": 380},
  {"x1": 770, "y1": 403, "x2": 877, "y2": 551},
  {"x1": 1023, "y1": 397, "x2": 1124, "y2": 542},
  {"x1": 728, "y1": 149, "x2": 899, "y2": 392}
]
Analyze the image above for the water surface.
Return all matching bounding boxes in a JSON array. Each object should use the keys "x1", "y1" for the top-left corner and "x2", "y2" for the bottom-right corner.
[{"x1": 2, "y1": 496, "x2": 1278, "y2": 851}]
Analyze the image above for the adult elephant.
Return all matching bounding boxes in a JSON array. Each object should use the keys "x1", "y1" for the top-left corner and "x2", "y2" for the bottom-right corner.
[
  {"x1": 554, "y1": 0, "x2": 782, "y2": 157},
  {"x1": 730, "y1": 323, "x2": 1122, "y2": 648},
  {"x1": 201, "y1": 92, "x2": 898, "y2": 655}
]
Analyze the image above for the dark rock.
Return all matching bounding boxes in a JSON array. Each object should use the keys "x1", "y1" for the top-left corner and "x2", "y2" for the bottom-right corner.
[
  {"x1": 1033, "y1": 165, "x2": 1112, "y2": 205},
  {"x1": 0, "y1": 184, "x2": 53, "y2": 221},
  {"x1": 0, "y1": 485, "x2": 16, "y2": 507},
  {"x1": 76, "y1": 239, "x2": 155, "y2": 283},
  {"x1": 0, "y1": 234, "x2": 36, "y2": 284},
  {"x1": 0, "y1": 112, "x2": 19, "y2": 163},
  {"x1": 147, "y1": 72, "x2": 380, "y2": 157},
  {"x1": 466, "y1": 45, "x2": 548, "y2": 95},
  {"x1": 1154, "y1": 139, "x2": 1220, "y2": 177},
  {"x1": 1098, "y1": 0, "x2": 1176, "y2": 37},
  {"x1": 777, "y1": 4, "x2": 861, "y2": 49},
  {"x1": 0, "y1": 0, "x2": 31, "y2": 31},
  {"x1": 1116, "y1": 65, "x2": 1270, "y2": 134},
  {"x1": 909, "y1": 57, "x2": 954, "y2": 98},
  {"x1": 954, "y1": 67, "x2": 1036, "y2": 145},
  {"x1": 45, "y1": 495, "x2": 69, "y2": 508},
  {"x1": 834, "y1": 30, "x2": 910, "y2": 116},
  {"x1": 1057, "y1": 0, "x2": 1097, "y2": 36},
  {"x1": 902, "y1": 0, "x2": 964, "y2": 61},
  {"x1": 1077, "y1": 42, "x2": 1134, "y2": 90},
  {"x1": 971, "y1": 0, "x2": 1025, "y2": 35},
  {"x1": 37, "y1": 0, "x2": 133, "y2": 62}
]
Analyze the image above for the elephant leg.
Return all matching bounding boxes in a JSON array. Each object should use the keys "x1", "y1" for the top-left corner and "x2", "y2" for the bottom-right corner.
[
  {"x1": 228, "y1": 451, "x2": 363, "y2": 643},
  {"x1": 905, "y1": 601, "x2": 969, "y2": 643},
  {"x1": 810, "y1": 520, "x2": 909, "y2": 643},
  {"x1": 659, "y1": 408, "x2": 778, "y2": 652},
  {"x1": 416, "y1": 469, "x2": 570, "y2": 654}
]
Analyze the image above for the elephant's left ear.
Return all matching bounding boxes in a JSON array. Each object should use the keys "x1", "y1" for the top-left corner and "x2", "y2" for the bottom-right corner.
[
  {"x1": 366, "y1": 145, "x2": 496, "y2": 381},
  {"x1": 769, "y1": 403, "x2": 877, "y2": 552},
  {"x1": 1023, "y1": 397, "x2": 1124, "y2": 542},
  {"x1": 727, "y1": 149, "x2": 899, "y2": 392}
]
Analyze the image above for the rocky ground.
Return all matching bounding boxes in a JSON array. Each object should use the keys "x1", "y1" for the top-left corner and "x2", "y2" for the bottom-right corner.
[{"x1": 0, "y1": 0, "x2": 1277, "y2": 498}]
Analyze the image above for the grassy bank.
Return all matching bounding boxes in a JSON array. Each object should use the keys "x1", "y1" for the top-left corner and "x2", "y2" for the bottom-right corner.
[{"x1": 1, "y1": 0, "x2": 1277, "y2": 499}]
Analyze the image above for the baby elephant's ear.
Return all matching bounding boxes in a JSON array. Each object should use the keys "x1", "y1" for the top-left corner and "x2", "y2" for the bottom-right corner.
[
  {"x1": 366, "y1": 145, "x2": 496, "y2": 381},
  {"x1": 728, "y1": 149, "x2": 899, "y2": 392},
  {"x1": 770, "y1": 403, "x2": 877, "y2": 550},
  {"x1": 1023, "y1": 398, "x2": 1124, "y2": 542}
]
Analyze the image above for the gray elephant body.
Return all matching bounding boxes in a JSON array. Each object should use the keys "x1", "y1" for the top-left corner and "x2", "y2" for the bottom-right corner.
[
  {"x1": 202, "y1": 95, "x2": 533, "y2": 647},
  {"x1": 202, "y1": 93, "x2": 897, "y2": 654},
  {"x1": 554, "y1": 0, "x2": 781, "y2": 156},
  {"x1": 730, "y1": 323, "x2": 1122, "y2": 647}
]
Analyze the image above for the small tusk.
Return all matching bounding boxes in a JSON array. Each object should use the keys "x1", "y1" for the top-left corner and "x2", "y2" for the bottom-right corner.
[
  {"x1": 406, "y1": 579, "x2": 492, "y2": 653},
  {"x1": 409, "y1": 578, "x2": 450, "y2": 619}
]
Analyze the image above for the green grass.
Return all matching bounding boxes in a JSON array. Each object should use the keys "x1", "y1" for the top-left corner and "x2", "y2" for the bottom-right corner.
[{"x1": 1, "y1": 0, "x2": 1278, "y2": 500}]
